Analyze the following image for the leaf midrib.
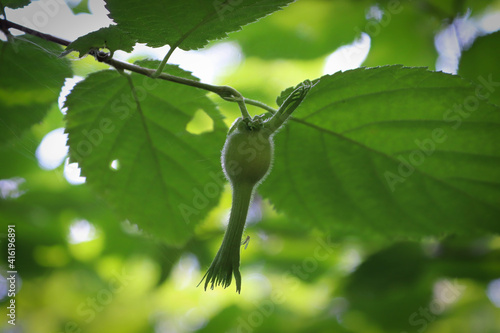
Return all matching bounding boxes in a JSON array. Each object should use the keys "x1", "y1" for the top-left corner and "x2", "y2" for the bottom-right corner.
[{"x1": 289, "y1": 116, "x2": 500, "y2": 212}]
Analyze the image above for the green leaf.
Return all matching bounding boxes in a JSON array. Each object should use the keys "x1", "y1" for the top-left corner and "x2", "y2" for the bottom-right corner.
[
  {"x1": 261, "y1": 65, "x2": 500, "y2": 238},
  {"x1": 104, "y1": 0, "x2": 294, "y2": 49},
  {"x1": 0, "y1": 36, "x2": 72, "y2": 145},
  {"x1": 0, "y1": 105, "x2": 63, "y2": 179},
  {"x1": 68, "y1": 0, "x2": 91, "y2": 14},
  {"x1": 1, "y1": 0, "x2": 30, "y2": 9},
  {"x1": 233, "y1": 0, "x2": 367, "y2": 59},
  {"x1": 459, "y1": 31, "x2": 500, "y2": 106},
  {"x1": 64, "y1": 25, "x2": 137, "y2": 57},
  {"x1": 64, "y1": 62, "x2": 227, "y2": 246}
]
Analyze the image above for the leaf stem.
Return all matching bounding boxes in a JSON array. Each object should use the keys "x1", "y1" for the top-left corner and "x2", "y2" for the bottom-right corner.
[
  {"x1": 222, "y1": 94, "x2": 252, "y2": 120},
  {"x1": 152, "y1": 10, "x2": 215, "y2": 77},
  {"x1": 153, "y1": 46, "x2": 176, "y2": 78}
]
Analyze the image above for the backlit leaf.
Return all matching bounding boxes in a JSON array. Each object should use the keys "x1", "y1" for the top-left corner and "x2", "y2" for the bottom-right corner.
[
  {"x1": 65, "y1": 62, "x2": 227, "y2": 246},
  {"x1": 261, "y1": 65, "x2": 500, "y2": 238},
  {"x1": 104, "y1": 0, "x2": 294, "y2": 49}
]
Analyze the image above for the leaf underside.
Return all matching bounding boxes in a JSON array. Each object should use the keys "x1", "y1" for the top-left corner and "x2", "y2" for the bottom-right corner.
[
  {"x1": 459, "y1": 31, "x2": 500, "y2": 106},
  {"x1": 65, "y1": 25, "x2": 137, "y2": 57},
  {"x1": 104, "y1": 0, "x2": 294, "y2": 49},
  {"x1": 0, "y1": 36, "x2": 72, "y2": 145},
  {"x1": 65, "y1": 62, "x2": 227, "y2": 246},
  {"x1": 262, "y1": 65, "x2": 500, "y2": 238}
]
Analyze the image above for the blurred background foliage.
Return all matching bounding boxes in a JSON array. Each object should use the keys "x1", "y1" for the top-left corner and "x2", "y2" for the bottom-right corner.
[{"x1": 1, "y1": 0, "x2": 500, "y2": 332}]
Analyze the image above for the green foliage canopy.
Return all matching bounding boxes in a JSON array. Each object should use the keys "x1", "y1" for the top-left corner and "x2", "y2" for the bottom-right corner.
[{"x1": 1, "y1": 0, "x2": 500, "y2": 332}]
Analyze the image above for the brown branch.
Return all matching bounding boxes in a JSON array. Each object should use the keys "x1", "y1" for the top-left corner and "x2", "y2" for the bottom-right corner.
[
  {"x1": 0, "y1": 18, "x2": 276, "y2": 114},
  {"x1": 1, "y1": 18, "x2": 71, "y2": 46}
]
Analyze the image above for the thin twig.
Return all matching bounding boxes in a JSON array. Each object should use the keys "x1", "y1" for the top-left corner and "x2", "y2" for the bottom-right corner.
[
  {"x1": 104, "y1": 56, "x2": 239, "y2": 100},
  {"x1": 0, "y1": 19, "x2": 71, "y2": 46},
  {"x1": 0, "y1": 18, "x2": 278, "y2": 117}
]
